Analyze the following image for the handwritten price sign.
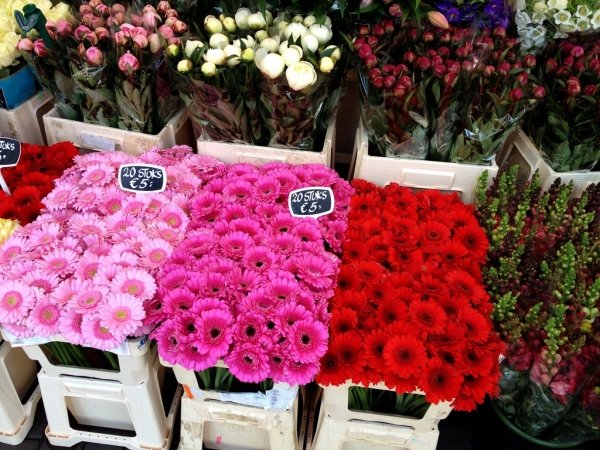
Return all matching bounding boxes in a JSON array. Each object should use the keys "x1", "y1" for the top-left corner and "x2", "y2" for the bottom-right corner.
[
  {"x1": 288, "y1": 187, "x2": 334, "y2": 219},
  {"x1": 0, "y1": 138, "x2": 21, "y2": 168},
  {"x1": 118, "y1": 164, "x2": 166, "y2": 194}
]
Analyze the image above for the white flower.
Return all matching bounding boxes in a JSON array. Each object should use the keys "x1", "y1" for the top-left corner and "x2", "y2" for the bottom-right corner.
[
  {"x1": 593, "y1": 10, "x2": 600, "y2": 29},
  {"x1": 255, "y1": 30, "x2": 269, "y2": 42},
  {"x1": 241, "y1": 48, "x2": 255, "y2": 62},
  {"x1": 309, "y1": 24, "x2": 333, "y2": 45},
  {"x1": 177, "y1": 59, "x2": 193, "y2": 73},
  {"x1": 222, "y1": 17, "x2": 237, "y2": 33},
  {"x1": 303, "y1": 15, "x2": 317, "y2": 27},
  {"x1": 547, "y1": 0, "x2": 568, "y2": 10},
  {"x1": 185, "y1": 40, "x2": 204, "y2": 58},
  {"x1": 575, "y1": 5, "x2": 592, "y2": 17},
  {"x1": 201, "y1": 61, "x2": 216, "y2": 77},
  {"x1": 319, "y1": 56, "x2": 334, "y2": 73},
  {"x1": 284, "y1": 22, "x2": 308, "y2": 40},
  {"x1": 554, "y1": 10, "x2": 571, "y2": 25},
  {"x1": 285, "y1": 61, "x2": 317, "y2": 91},
  {"x1": 281, "y1": 46, "x2": 302, "y2": 66},
  {"x1": 204, "y1": 15, "x2": 223, "y2": 34},
  {"x1": 277, "y1": 20, "x2": 289, "y2": 32},
  {"x1": 260, "y1": 53, "x2": 285, "y2": 79},
  {"x1": 233, "y1": 36, "x2": 255, "y2": 50},
  {"x1": 324, "y1": 45, "x2": 341, "y2": 63},
  {"x1": 235, "y1": 8, "x2": 251, "y2": 30},
  {"x1": 260, "y1": 37, "x2": 279, "y2": 53},
  {"x1": 576, "y1": 17, "x2": 591, "y2": 30},
  {"x1": 533, "y1": 1, "x2": 549, "y2": 13},
  {"x1": 247, "y1": 12, "x2": 267, "y2": 30},
  {"x1": 301, "y1": 34, "x2": 319, "y2": 54},
  {"x1": 224, "y1": 44, "x2": 241, "y2": 66},
  {"x1": 203, "y1": 48, "x2": 226, "y2": 65},
  {"x1": 265, "y1": 11, "x2": 273, "y2": 26},
  {"x1": 254, "y1": 48, "x2": 269, "y2": 67},
  {"x1": 209, "y1": 33, "x2": 229, "y2": 49},
  {"x1": 559, "y1": 19, "x2": 577, "y2": 32},
  {"x1": 292, "y1": 15, "x2": 304, "y2": 23},
  {"x1": 532, "y1": 11, "x2": 547, "y2": 24}
]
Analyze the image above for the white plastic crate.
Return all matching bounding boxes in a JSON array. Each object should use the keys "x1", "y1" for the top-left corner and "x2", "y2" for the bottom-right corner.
[
  {"x1": 39, "y1": 352, "x2": 182, "y2": 450},
  {"x1": 196, "y1": 119, "x2": 336, "y2": 167},
  {"x1": 0, "y1": 340, "x2": 41, "y2": 445},
  {"x1": 351, "y1": 120, "x2": 498, "y2": 204},
  {"x1": 161, "y1": 358, "x2": 299, "y2": 450},
  {"x1": 43, "y1": 107, "x2": 194, "y2": 155},
  {"x1": 499, "y1": 128, "x2": 600, "y2": 198},
  {"x1": 311, "y1": 383, "x2": 453, "y2": 450},
  {"x1": 0, "y1": 92, "x2": 52, "y2": 145},
  {"x1": 1, "y1": 332, "x2": 154, "y2": 385}
]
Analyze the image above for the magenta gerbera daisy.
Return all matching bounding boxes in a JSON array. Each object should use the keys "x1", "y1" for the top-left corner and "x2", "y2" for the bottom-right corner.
[
  {"x1": 293, "y1": 221, "x2": 322, "y2": 244},
  {"x1": 243, "y1": 246, "x2": 277, "y2": 273},
  {"x1": 28, "y1": 300, "x2": 61, "y2": 336},
  {"x1": 285, "y1": 360, "x2": 319, "y2": 385},
  {"x1": 190, "y1": 192, "x2": 222, "y2": 222},
  {"x1": 81, "y1": 316, "x2": 125, "y2": 350},
  {"x1": 223, "y1": 180, "x2": 254, "y2": 203},
  {"x1": 110, "y1": 268, "x2": 156, "y2": 301},
  {"x1": 225, "y1": 343, "x2": 270, "y2": 383},
  {"x1": 100, "y1": 293, "x2": 145, "y2": 335},
  {"x1": 162, "y1": 288, "x2": 195, "y2": 315},
  {"x1": 0, "y1": 281, "x2": 36, "y2": 323},
  {"x1": 270, "y1": 234, "x2": 301, "y2": 257},
  {"x1": 196, "y1": 309, "x2": 234, "y2": 357},
  {"x1": 219, "y1": 231, "x2": 254, "y2": 260},
  {"x1": 254, "y1": 175, "x2": 281, "y2": 202},
  {"x1": 288, "y1": 319, "x2": 328, "y2": 363},
  {"x1": 287, "y1": 254, "x2": 337, "y2": 291},
  {"x1": 275, "y1": 302, "x2": 312, "y2": 331}
]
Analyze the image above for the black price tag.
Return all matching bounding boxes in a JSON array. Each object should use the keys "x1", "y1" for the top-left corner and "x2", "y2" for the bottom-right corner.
[
  {"x1": 288, "y1": 187, "x2": 335, "y2": 219},
  {"x1": 0, "y1": 138, "x2": 21, "y2": 168},
  {"x1": 118, "y1": 163, "x2": 167, "y2": 193}
]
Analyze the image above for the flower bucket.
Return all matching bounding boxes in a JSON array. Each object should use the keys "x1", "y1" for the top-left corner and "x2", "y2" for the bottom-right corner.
[
  {"x1": 0, "y1": 92, "x2": 52, "y2": 145},
  {"x1": 0, "y1": 65, "x2": 38, "y2": 110}
]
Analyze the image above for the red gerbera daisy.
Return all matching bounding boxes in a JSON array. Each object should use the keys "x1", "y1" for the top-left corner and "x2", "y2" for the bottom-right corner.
[
  {"x1": 409, "y1": 301, "x2": 448, "y2": 334},
  {"x1": 366, "y1": 235, "x2": 390, "y2": 266},
  {"x1": 333, "y1": 332, "x2": 366, "y2": 370},
  {"x1": 350, "y1": 191, "x2": 381, "y2": 215},
  {"x1": 415, "y1": 273, "x2": 449, "y2": 301},
  {"x1": 459, "y1": 345, "x2": 494, "y2": 377},
  {"x1": 376, "y1": 298, "x2": 408, "y2": 326},
  {"x1": 385, "y1": 286, "x2": 419, "y2": 305},
  {"x1": 445, "y1": 270, "x2": 487, "y2": 304},
  {"x1": 351, "y1": 261, "x2": 386, "y2": 287},
  {"x1": 364, "y1": 330, "x2": 389, "y2": 366},
  {"x1": 11, "y1": 186, "x2": 41, "y2": 208},
  {"x1": 384, "y1": 373, "x2": 419, "y2": 394},
  {"x1": 336, "y1": 266, "x2": 360, "y2": 292},
  {"x1": 330, "y1": 308, "x2": 358, "y2": 335},
  {"x1": 351, "y1": 179, "x2": 378, "y2": 194},
  {"x1": 458, "y1": 308, "x2": 491, "y2": 343},
  {"x1": 332, "y1": 290, "x2": 368, "y2": 313},
  {"x1": 460, "y1": 374, "x2": 495, "y2": 404},
  {"x1": 389, "y1": 247, "x2": 423, "y2": 272},
  {"x1": 383, "y1": 335, "x2": 427, "y2": 378},
  {"x1": 455, "y1": 224, "x2": 489, "y2": 261},
  {"x1": 443, "y1": 207, "x2": 479, "y2": 230},
  {"x1": 438, "y1": 241, "x2": 469, "y2": 266},
  {"x1": 343, "y1": 240, "x2": 370, "y2": 262},
  {"x1": 317, "y1": 350, "x2": 351, "y2": 386},
  {"x1": 421, "y1": 220, "x2": 451, "y2": 249},
  {"x1": 383, "y1": 272, "x2": 412, "y2": 290},
  {"x1": 437, "y1": 294, "x2": 469, "y2": 317},
  {"x1": 421, "y1": 358, "x2": 462, "y2": 404}
]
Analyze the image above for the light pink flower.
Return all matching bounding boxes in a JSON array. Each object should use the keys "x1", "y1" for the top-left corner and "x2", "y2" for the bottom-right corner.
[
  {"x1": 100, "y1": 293, "x2": 145, "y2": 335},
  {"x1": 118, "y1": 51, "x2": 140, "y2": 72}
]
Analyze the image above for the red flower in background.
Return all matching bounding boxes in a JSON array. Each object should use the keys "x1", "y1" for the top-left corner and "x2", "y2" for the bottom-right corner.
[
  {"x1": 0, "y1": 141, "x2": 78, "y2": 225},
  {"x1": 317, "y1": 181, "x2": 504, "y2": 411}
]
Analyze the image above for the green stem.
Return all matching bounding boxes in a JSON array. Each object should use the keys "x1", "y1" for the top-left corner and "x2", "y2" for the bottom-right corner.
[{"x1": 103, "y1": 351, "x2": 120, "y2": 371}]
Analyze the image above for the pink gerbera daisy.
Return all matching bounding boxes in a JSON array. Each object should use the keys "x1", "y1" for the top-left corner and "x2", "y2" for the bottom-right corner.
[
  {"x1": 81, "y1": 163, "x2": 115, "y2": 186},
  {"x1": 267, "y1": 278, "x2": 300, "y2": 303},
  {"x1": 159, "y1": 268, "x2": 189, "y2": 292},
  {"x1": 69, "y1": 213, "x2": 107, "y2": 237},
  {"x1": 100, "y1": 188, "x2": 125, "y2": 214},
  {"x1": 51, "y1": 279, "x2": 92, "y2": 305},
  {"x1": 221, "y1": 204, "x2": 247, "y2": 222},
  {"x1": 73, "y1": 187, "x2": 103, "y2": 212},
  {"x1": 100, "y1": 293, "x2": 145, "y2": 335},
  {"x1": 162, "y1": 288, "x2": 195, "y2": 315},
  {"x1": 43, "y1": 185, "x2": 79, "y2": 211},
  {"x1": 178, "y1": 340, "x2": 217, "y2": 372},
  {"x1": 227, "y1": 269, "x2": 263, "y2": 297},
  {"x1": 180, "y1": 231, "x2": 215, "y2": 257},
  {"x1": 287, "y1": 254, "x2": 337, "y2": 291},
  {"x1": 28, "y1": 223, "x2": 61, "y2": 249},
  {"x1": 196, "y1": 309, "x2": 234, "y2": 357},
  {"x1": 110, "y1": 268, "x2": 156, "y2": 301},
  {"x1": 285, "y1": 360, "x2": 319, "y2": 385},
  {"x1": 229, "y1": 218, "x2": 262, "y2": 240},
  {"x1": 141, "y1": 239, "x2": 173, "y2": 269},
  {"x1": 0, "y1": 236, "x2": 30, "y2": 264},
  {"x1": 254, "y1": 175, "x2": 280, "y2": 202},
  {"x1": 122, "y1": 197, "x2": 150, "y2": 216},
  {"x1": 0, "y1": 281, "x2": 36, "y2": 322},
  {"x1": 275, "y1": 302, "x2": 312, "y2": 331},
  {"x1": 59, "y1": 309, "x2": 85, "y2": 345},
  {"x1": 28, "y1": 300, "x2": 61, "y2": 336},
  {"x1": 219, "y1": 231, "x2": 254, "y2": 260},
  {"x1": 288, "y1": 319, "x2": 328, "y2": 363},
  {"x1": 243, "y1": 246, "x2": 277, "y2": 273},
  {"x1": 200, "y1": 272, "x2": 228, "y2": 299},
  {"x1": 22, "y1": 270, "x2": 60, "y2": 294},
  {"x1": 75, "y1": 253, "x2": 101, "y2": 280},
  {"x1": 38, "y1": 248, "x2": 79, "y2": 277},
  {"x1": 69, "y1": 286, "x2": 109, "y2": 313},
  {"x1": 223, "y1": 180, "x2": 253, "y2": 203},
  {"x1": 270, "y1": 234, "x2": 301, "y2": 257},
  {"x1": 81, "y1": 316, "x2": 125, "y2": 350},
  {"x1": 271, "y1": 213, "x2": 296, "y2": 234},
  {"x1": 159, "y1": 206, "x2": 189, "y2": 230},
  {"x1": 293, "y1": 221, "x2": 322, "y2": 244},
  {"x1": 235, "y1": 312, "x2": 268, "y2": 345},
  {"x1": 151, "y1": 320, "x2": 183, "y2": 365},
  {"x1": 190, "y1": 192, "x2": 222, "y2": 222},
  {"x1": 225, "y1": 343, "x2": 270, "y2": 383}
]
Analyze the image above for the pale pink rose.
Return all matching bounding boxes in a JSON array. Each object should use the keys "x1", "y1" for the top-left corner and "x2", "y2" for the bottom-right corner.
[
  {"x1": 33, "y1": 39, "x2": 47, "y2": 57},
  {"x1": 74, "y1": 25, "x2": 92, "y2": 40},
  {"x1": 118, "y1": 51, "x2": 140, "y2": 72},
  {"x1": 159, "y1": 24, "x2": 175, "y2": 39},
  {"x1": 133, "y1": 34, "x2": 148, "y2": 49},
  {"x1": 148, "y1": 33, "x2": 161, "y2": 54},
  {"x1": 79, "y1": 4, "x2": 93, "y2": 15},
  {"x1": 157, "y1": 1, "x2": 171, "y2": 14},
  {"x1": 165, "y1": 9, "x2": 178, "y2": 18},
  {"x1": 173, "y1": 20, "x2": 187, "y2": 33},
  {"x1": 95, "y1": 27, "x2": 110, "y2": 40},
  {"x1": 88, "y1": 0, "x2": 102, "y2": 7},
  {"x1": 114, "y1": 31, "x2": 127, "y2": 46},
  {"x1": 168, "y1": 37, "x2": 181, "y2": 46},
  {"x1": 131, "y1": 27, "x2": 148, "y2": 37},
  {"x1": 83, "y1": 32, "x2": 99, "y2": 45},
  {"x1": 119, "y1": 23, "x2": 135, "y2": 36},
  {"x1": 131, "y1": 14, "x2": 143, "y2": 27},
  {"x1": 165, "y1": 17, "x2": 177, "y2": 27},
  {"x1": 16, "y1": 38, "x2": 34, "y2": 52},
  {"x1": 45, "y1": 19, "x2": 57, "y2": 39},
  {"x1": 111, "y1": 4, "x2": 126, "y2": 15},
  {"x1": 113, "y1": 12, "x2": 126, "y2": 25},
  {"x1": 143, "y1": 10, "x2": 160, "y2": 29},
  {"x1": 56, "y1": 20, "x2": 72, "y2": 37},
  {"x1": 96, "y1": 3, "x2": 110, "y2": 17},
  {"x1": 85, "y1": 46, "x2": 104, "y2": 66}
]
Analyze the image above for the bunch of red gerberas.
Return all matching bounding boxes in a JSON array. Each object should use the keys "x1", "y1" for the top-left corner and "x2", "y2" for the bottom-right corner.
[
  {"x1": 317, "y1": 180, "x2": 504, "y2": 411},
  {"x1": 0, "y1": 141, "x2": 78, "y2": 225}
]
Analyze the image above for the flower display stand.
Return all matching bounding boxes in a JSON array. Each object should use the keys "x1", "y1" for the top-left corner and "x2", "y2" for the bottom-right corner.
[
  {"x1": 310, "y1": 383, "x2": 453, "y2": 450},
  {"x1": 196, "y1": 119, "x2": 336, "y2": 167},
  {"x1": 351, "y1": 120, "x2": 498, "y2": 204},
  {"x1": 161, "y1": 358, "x2": 299, "y2": 450},
  {"x1": 499, "y1": 128, "x2": 600, "y2": 198},
  {"x1": 3, "y1": 334, "x2": 181, "y2": 450},
  {"x1": 0, "y1": 92, "x2": 52, "y2": 145},
  {"x1": 0, "y1": 340, "x2": 41, "y2": 445},
  {"x1": 43, "y1": 107, "x2": 194, "y2": 155}
]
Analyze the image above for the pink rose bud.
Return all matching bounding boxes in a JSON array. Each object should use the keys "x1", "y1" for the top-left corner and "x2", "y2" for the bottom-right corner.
[
  {"x1": 408, "y1": 28, "x2": 419, "y2": 42},
  {"x1": 80, "y1": 4, "x2": 93, "y2": 15},
  {"x1": 522, "y1": 54, "x2": 536, "y2": 68},
  {"x1": 133, "y1": 34, "x2": 149, "y2": 49},
  {"x1": 574, "y1": 59, "x2": 585, "y2": 73},
  {"x1": 111, "y1": 4, "x2": 126, "y2": 15},
  {"x1": 148, "y1": 33, "x2": 161, "y2": 54},
  {"x1": 571, "y1": 46, "x2": 584, "y2": 58},
  {"x1": 444, "y1": 72, "x2": 458, "y2": 87},
  {"x1": 382, "y1": 19, "x2": 394, "y2": 34},
  {"x1": 509, "y1": 87, "x2": 523, "y2": 102},
  {"x1": 143, "y1": 11, "x2": 160, "y2": 29},
  {"x1": 556, "y1": 66, "x2": 572, "y2": 77},
  {"x1": 56, "y1": 20, "x2": 72, "y2": 37},
  {"x1": 95, "y1": 27, "x2": 110, "y2": 40},
  {"x1": 365, "y1": 54, "x2": 378, "y2": 69},
  {"x1": 157, "y1": 1, "x2": 171, "y2": 14},
  {"x1": 393, "y1": 64, "x2": 408, "y2": 76},
  {"x1": 366, "y1": 36, "x2": 379, "y2": 47},
  {"x1": 563, "y1": 56, "x2": 574, "y2": 67},
  {"x1": 143, "y1": 5, "x2": 158, "y2": 14},
  {"x1": 131, "y1": 14, "x2": 143, "y2": 27},
  {"x1": 545, "y1": 59, "x2": 558, "y2": 73},
  {"x1": 165, "y1": 16, "x2": 178, "y2": 27},
  {"x1": 583, "y1": 84, "x2": 597, "y2": 96},
  {"x1": 118, "y1": 51, "x2": 140, "y2": 72},
  {"x1": 159, "y1": 24, "x2": 175, "y2": 39},
  {"x1": 372, "y1": 76, "x2": 384, "y2": 89},
  {"x1": 96, "y1": 3, "x2": 110, "y2": 17},
  {"x1": 423, "y1": 32, "x2": 434, "y2": 43},
  {"x1": 440, "y1": 31, "x2": 451, "y2": 43},
  {"x1": 83, "y1": 32, "x2": 99, "y2": 45},
  {"x1": 532, "y1": 86, "x2": 546, "y2": 99},
  {"x1": 74, "y1": 25, "x2": 92, "y2": 40},
  {"x1": 438, "y1": 46, "x2": 450, "y2": 58},
  {"x1": 88, "y1": 0, "x2": 101, "y2": 7},
  {"x1": 427, "y1": 49, "x2": 438, "y2": 58},
  {"x1": 483, "y1": 65, "x2": 495, "y2": 77},
  {"x1": 431, "y1": 55, "x2": 443, "y2": 66},
  {"x1": 590, "y1": 59, "x2": 600, "y2": 71},
  {"x1": 403, "y1": 51, "x2": 416, "y2": 64},
  {"x1": 173, "y1": 20, "x2": 187, "y2": 33},
  {"x1": 369, "y1": 68, "x2": 382, "y2": 80},
  {"x1": 455, "y1": 46, "x2": 468, "y2": 58},
  {"x1": 498, "y1": 62, "x2": 511, "y2": 76},
  {"x1": 165, "y1": 9, "x2": 179, "y2": 18},
  {"x1": 516, "y1": 72, "x2": 529, "y2": 86},
  {"x1": 566, "y1": 76, "x2": 581, "y2": 96},
  {"x1": 85, "y1": 46, "x2": 104, "y2": 66},
  {"x1": 433, "y1": 64, "x2": 446, "y2": 78},
  {"x1": 45, "y1": 19, "x2": 57, "y2": 39},
  {"x1": 358, "y1": 46, "x2": 372, "y2": 60},
  {"x1": 398, "y1": 75, "x2": 412, "y2": 88},
  {"x1": 383, "y1": 75, "x2": 396, "y2": 89},
  {"x1": 393, "y1": 84, "x2": 407, "y2": 98},
  {"x1": 382, "y1": 64, "x2": 395, "y2": 74},
  {"x1": 427, "y1": 11, "x2": 449, "y2": 30},
  {"x1": 504, "y1": 38, "x2": 517, "y2": 49},
  {"x1": 373, "y1": 25, "x2": 385, "y2": 37},
  {"x1": 415, "y1": 56, "x2": 431, "y2": 71},
  {"x1": 114, "y1": 31, "x2": 127, "y2": 46},
  {"x1": 17, "y1": 38, "x2": 34, "y2": 52},
  {"x1": 388, "y1": 4, "x2": 402, "y2": 17},
  {"x1": 168, "y1": 37, "x2": 181, "y2": 46},
  {"x1": 114, "y1": 12, "x2": 126, "y2": 25},
  {"x1": 447, "y1": 60, "x2": 460, "y2": 74},
  {"x1": 33, "y1": 39, "x2": 47, "y2": 57},
  {"x1": 357, "y1": 25, "x2": 369, "y2": 36},
  {"x1": 461, "y1": 60, "x2": 473, "y2": 71},
  {"x1": 506, "y1": 51, "x2": 516, "y2": 62},
  {"x1": 77, "y1": 42, "x2": 85, "y2": 57},
  {"x1": 492, "y1": 27, "x2": 506, "y2": 39}
]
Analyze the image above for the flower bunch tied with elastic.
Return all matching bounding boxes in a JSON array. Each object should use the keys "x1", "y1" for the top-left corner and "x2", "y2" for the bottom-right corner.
[
  {"x1": 0, "y1": 141, "x2": 78, "y2": 225},
  {"x1": 524, "y1": 36, "x2": 600, "y2": 172},
  {"x1": 515, "y1": 0, "x2": 600, "y2": 52},
  {"x1": 475, "y1": 168, "x2": 600, "y2": 440},
  {"x1": 356, "y1": 20, "x2": 545, "y2": 164},
  {"x1": 0, "y1": 146, "x2": 225, "y2": 352},
  {"x1": 149, "y1": 162, "x2": 352, "y2": 385},
  {"x1": 318, "y1": 181, "x2": 504, "y2": 411}
]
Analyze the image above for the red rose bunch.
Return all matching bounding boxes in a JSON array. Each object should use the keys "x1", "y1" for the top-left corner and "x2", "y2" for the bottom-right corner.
[
  {"x1": 355, "y1": 20, "x2": 544, "y2": 164},
  {"x1": 317, "y1": 180, "x2": 504, "y2": 411},
  {"x1": 0, "y1": 141, "x2": 78, "y2": 225}
]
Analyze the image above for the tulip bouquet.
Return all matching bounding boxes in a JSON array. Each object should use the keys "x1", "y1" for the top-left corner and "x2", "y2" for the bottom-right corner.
[
  {"x1": 149, "y1": 162, "x2": 352, "y2": 385},
  {"x1": 515, "y1": 0, "x2": 600, "y2": 52},
  {"x1": 356, "y1": 18, "x2": 545, "y2": 164},
  {"x1": 0, "y1": 146, "x2": 225, "y2": 356},
  {"x1": 475, "y1": 168, "x2": 600, "y2": 441},
  {"x1": 0, "y1": 141, "x2": 78, "y2": 225},
  {"x1": 523, "y1": 36, "x2": 600, "y2": 171},
  {"x1": 317, "y1": 180, "x2": 504, "y2": 411}
]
